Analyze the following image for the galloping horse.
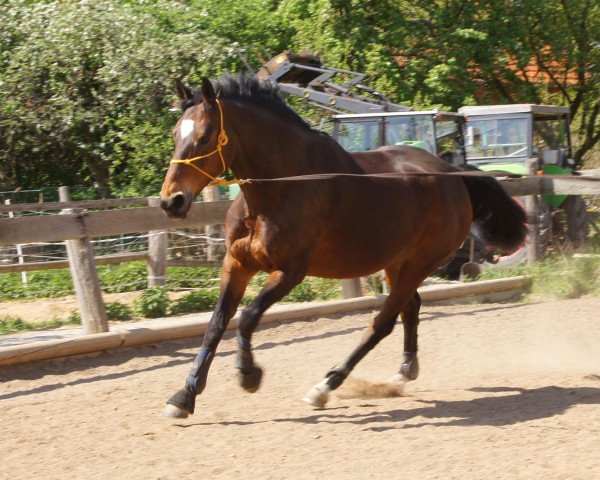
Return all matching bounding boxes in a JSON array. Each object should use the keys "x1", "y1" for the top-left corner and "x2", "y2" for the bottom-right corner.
[{"x1": 160, "y1": 74, "x2": 527, "y2": 418}]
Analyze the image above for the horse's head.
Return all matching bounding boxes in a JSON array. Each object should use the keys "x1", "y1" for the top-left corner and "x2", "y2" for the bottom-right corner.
[{"x1": 160, "y1": 77, "x2": 230, "y2": 218}]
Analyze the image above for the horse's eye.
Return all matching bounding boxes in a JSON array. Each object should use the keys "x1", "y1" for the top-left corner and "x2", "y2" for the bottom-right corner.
[{"x1": 198, "y1": 127, "x2": 213, "y2": 145}]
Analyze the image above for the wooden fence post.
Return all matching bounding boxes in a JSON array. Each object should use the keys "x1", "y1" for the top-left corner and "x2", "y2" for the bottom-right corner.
[
  {"x1": 3, "y1": 199, "x2": 28, "y2": 285},
  {"x1": 525, "y1": 195, "x2": 539, "y2": 264},
  {"x1": 204, "y1": 185, "x2": 225, "y2": 261},
  {"x1": 147, "y1": 198, "x2": 168, "y2": 287},
  {"x1": 59, "y1": 186, "x2": 108, "y2": 334},
  {"x1": 342, "y1": 278, "x2": 362, "y2": 299},
  {"x1": 525, "y1": 158, "x2": 539, "y2": 264}
]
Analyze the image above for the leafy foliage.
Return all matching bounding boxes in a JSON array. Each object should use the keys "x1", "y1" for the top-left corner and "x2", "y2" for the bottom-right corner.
[
  {"x1": 0, "y1": 314, "x2": 80, "y2": 335},
  {"x1": 0, "y1": 269, "x2": 74, "y2": 299},
  {"x1": 0, "y1": 315, "x2": 30, "y2": 335},
  {"x1": 170, "y1": 290, "x2": 219, "y2": 315},
  {"x1": 98, "y1": 262, "x2": 148, "y2": 293},
  {"x1": 479, "y1": 254, "x2": 600, "y2": 299},
  {"x1": 104, "y1": 301, "x2": 133, "y2": 321},
  {"x1": 283, "y1": 277, "x2": 341, "y2": 302},
  {"x1": 133, "y1": 287, "x2": 170, "y2": 318},
  {"x1": 0, "y1": 0, "x2": 238, "y2": 195}
]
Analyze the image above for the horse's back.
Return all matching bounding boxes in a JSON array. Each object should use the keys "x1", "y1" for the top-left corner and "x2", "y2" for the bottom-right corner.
[{"x1": 351, "y1": 145, "x2": 458, "y2": 175}]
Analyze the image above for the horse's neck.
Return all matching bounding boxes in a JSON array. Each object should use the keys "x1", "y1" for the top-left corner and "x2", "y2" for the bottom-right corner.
[{"x1": 228, "y1": 102, "x2": 362, "y2": 181}]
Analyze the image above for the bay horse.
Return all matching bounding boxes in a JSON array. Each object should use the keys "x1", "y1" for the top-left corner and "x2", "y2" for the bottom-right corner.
[{"x1": 159, "y1": 74, "x2": 527, "y2": 418}]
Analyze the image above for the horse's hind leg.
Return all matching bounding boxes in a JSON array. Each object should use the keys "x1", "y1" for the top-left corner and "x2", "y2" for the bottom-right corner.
[
  {"x1": 163, "y1": 255, "x2": 255, "y2": 419},
  {"x1": 303, "y1": 267, "x2": 421, "y2": 408},
  {"x1": 236, "y1": 269, "x2": 306, "y2": 392},
  {"x1": 390, "y1": 292, "x2": 421, "y2": 383}
]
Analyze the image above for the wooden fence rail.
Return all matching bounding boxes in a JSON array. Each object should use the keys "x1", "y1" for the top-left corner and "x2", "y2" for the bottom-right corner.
[
  {"x1": 0, "y1": 199, "x2": 233, "y2": 245},
  {"x1": 0, "y1": 197, "x2": 150, "y2": 214},
  {"x1": 2, "y1": 176, "x2": 600, "y2": 246},
  {"x1": 0, "y1": 251, "x2": 148, "y2": 274},
  {"x1": 1, "y1": 175, "x2": 599, "y2": 334}
]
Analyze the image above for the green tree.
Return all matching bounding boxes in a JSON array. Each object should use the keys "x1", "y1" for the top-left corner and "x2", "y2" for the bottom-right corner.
[
  {"x1": 276, "y1": 0, "x2": 412, "y2": 102},
  {"x1": 391, "y1": 0, "x2": 600, "y2": 164},
  {"x1": 0, "y1": 0, "x2": 234, "y2": 196}
]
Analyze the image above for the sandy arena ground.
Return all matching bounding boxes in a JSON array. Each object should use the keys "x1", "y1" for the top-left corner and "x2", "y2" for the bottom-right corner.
[{"x1": 1, "y1": 298, "x2": 599, "y2": 480}]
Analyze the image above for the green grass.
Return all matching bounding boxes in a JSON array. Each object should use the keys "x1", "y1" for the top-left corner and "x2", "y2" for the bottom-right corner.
[
  {"x1": 0, "y1": 313, "x2": 82, "y2": 335},
  {"x1": 0, "y1": 262, "x2": 223, "y2": 301},
  {"x1": 478, "y1": 254, "x2": 600, "y2": 299}
]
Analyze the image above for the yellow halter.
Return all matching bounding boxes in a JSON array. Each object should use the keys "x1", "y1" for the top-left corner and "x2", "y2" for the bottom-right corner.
[{"x1": 170, "y1": 99, "x2": 244, "y2": 187}]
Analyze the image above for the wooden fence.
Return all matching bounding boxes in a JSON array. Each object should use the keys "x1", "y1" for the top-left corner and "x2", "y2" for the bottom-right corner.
[{"x1": 1, "y1": 175, "x2": 599, "y2": 334}]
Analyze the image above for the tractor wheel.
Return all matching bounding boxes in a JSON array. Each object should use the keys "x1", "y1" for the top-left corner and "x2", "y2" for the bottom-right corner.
[
  {"x1": 549, "y1": 196, "x2": 590, "y2": 254},
  {"x1": 437, "y1": 196, "x2": 552, "y2": 279},
  {"x1": 489, "y1": 198, "x2": 551, "y2": 268},
  {"x1": 563, "y1": 195, "x2": 590, "y2": 250}
]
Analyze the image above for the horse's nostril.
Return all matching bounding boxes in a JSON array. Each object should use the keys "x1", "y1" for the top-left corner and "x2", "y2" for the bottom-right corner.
[{"x1": 169, "y1": 193, "x2": 186, "y2": 212}]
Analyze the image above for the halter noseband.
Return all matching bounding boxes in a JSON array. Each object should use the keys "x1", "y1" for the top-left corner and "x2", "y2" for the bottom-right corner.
[{"x1": 170, "y1": 99, "x2": 236, "y2": 186}]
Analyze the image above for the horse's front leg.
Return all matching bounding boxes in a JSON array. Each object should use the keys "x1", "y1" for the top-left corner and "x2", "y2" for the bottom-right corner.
[
  {"x1": 163, "y1": 255, "x2": 255, "y2": 419},
  {"x1": 236, "y1": 268, "x2": 306, "y2": 392}
]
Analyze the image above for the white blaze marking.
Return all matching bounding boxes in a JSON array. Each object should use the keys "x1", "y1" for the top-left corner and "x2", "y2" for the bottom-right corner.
[{"x1": 180, "y1": 119, "x2": 195, "y2": 139}]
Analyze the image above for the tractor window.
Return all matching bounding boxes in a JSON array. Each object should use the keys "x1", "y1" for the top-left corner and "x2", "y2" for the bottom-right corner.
[
  {"x1": 465, "y1": 117, "x2": 528, "y2": 159},
  {"x1": 436, "y1": 119, "x2": 462, "y2": 160},
  {"x1": 533, "y1": 118, "x2": 568, "y2": 151},
  {"x1": 385, "y1": 116, "x2": 435, "y2": 154},
  {"x1": 336, "y1": 120, "x2": 380, "y2": 151}
]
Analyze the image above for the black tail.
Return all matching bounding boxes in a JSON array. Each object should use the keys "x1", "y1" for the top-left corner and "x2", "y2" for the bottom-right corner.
[{"x1": 461, "y1": 174, "x2": 528, "y2": 254}]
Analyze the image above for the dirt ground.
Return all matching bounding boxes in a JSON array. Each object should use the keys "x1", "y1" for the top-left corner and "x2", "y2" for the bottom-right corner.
[{"x1": 1, "y1": 297, "x2": 599, "y2": 480}]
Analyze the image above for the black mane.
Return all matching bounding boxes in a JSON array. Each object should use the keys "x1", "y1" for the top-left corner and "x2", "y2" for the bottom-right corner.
[
  {"x1": 183, "y1": 73, "x2": 312, "y2": 130},
  {"x1": 216, "y1": 72, "x2": 280, "y2": 101}
]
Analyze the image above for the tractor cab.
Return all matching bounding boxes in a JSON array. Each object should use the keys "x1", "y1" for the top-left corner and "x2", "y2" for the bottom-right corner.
[
  {"x1": 332, "y1": 111, "x2": 465, "y2": 165},
  {"x1": 458, "y1": 104, "x2": 574, "y2": 176}
]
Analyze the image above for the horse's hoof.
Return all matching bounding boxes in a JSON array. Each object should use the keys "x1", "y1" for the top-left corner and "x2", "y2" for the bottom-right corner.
[
  {"x1": 163, "y1": 403, "x2": 189, "y2": 419},
  {"x1": 400, "y1": 355, "x2": 419, "y2": 381},
  {"x1": 302, "y1": 379, "x2": 331, "y2": 409},
  {"x1": 238, "y1": 364, "x2": 263, "y2": 393}
]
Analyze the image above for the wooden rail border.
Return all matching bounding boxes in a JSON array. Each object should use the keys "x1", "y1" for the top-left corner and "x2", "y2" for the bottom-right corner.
[{"x1": 0, "y1": 277, "x2": 529, "y2": 367}]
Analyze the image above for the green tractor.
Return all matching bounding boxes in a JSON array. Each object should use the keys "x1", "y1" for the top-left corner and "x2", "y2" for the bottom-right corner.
[{"x1": 442, "y1": 104, "x2": 590, "y2": 277}]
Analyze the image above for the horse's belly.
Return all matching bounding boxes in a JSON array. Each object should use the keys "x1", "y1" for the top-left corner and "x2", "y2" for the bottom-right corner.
[
  {"x1": 306, "y1": 229, "x2": 421, "y2": 278},
  {"x1": 306, "y1": 193, "x2": 470, "y2": 278}
]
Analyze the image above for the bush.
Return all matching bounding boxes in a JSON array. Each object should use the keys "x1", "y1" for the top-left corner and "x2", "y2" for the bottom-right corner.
[
  {"x1": 170, "y1": 290, "x2": 219, "y2": 315},
  {"x1": 133, "y1": 287, "x2": 170, "y2": 318},
  {"x1": 66, "y1": 310, "x2": 82, "y2": 325},
  {"x1": 0, "y1": 315, "x2": 31, "y2": 335},
  {"x1": 283, "y1": 277, "x2": 341, "y2": 303},
  {"x1": 99, "y1": 261, "x2": 148, "y2": 293},
  {"x1": 0, "y1": 269, "x2": 74, "y2": 300},
  {"x1": 105, "y1": 301, "x2": 133, "y2": 321},
  {"x1": 0, "y1": 314, "x2": 80, "y2": 334}
]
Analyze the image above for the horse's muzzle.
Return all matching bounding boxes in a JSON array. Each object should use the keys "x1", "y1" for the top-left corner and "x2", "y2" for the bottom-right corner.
[{"x1": 160, "y1": 192, "x2": 191, "y2": 219}]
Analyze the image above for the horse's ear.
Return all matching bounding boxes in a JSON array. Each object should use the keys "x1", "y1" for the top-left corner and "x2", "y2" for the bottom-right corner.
[
  {"x1": 175, "y1": 78, "x2": 193, "y2": 101},
  {"x1": 201, "y1": 77, "x2": 216, "y2": 106}
]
